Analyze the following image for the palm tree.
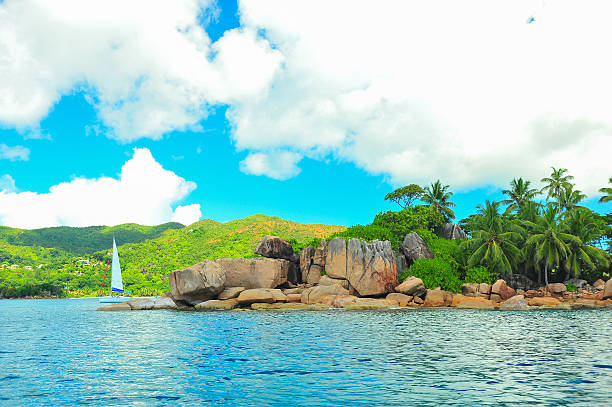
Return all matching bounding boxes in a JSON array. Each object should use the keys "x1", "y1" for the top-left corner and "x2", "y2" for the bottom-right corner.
[
  {"x1": 558, "y1": 183, "x2": 587, "y2": 213},
  {"x1": 600, "y1": 177, "x2": 612, "y2": 203},
  {"x1": 517, "y1": 200, "x2": 542, "y2": 223},
  {"x1": 422, "y1": 180, "x2": 456, "y2": 221},
  {"x1": 525, "y1": 204, "x2": 578, "y2": 285},
  {"x1": 540, "y1": 167, "x2": 574, "y2": 202},
  {"x1": 501, "y1": 178, "x2": 539, "y2": 214},
  {"x1": 459, "y1": 201, "x2": 523, "y2": 275}
]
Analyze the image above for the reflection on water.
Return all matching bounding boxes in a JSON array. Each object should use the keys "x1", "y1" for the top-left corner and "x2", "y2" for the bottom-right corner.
[{"x1": 1, "y1": 299, "x2": 611, "y2": 406}]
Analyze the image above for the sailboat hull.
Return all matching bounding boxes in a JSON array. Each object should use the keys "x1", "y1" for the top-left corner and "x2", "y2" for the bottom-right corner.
[{"x1": 99, "y1": 296, "x2": 130, "y2": 304}]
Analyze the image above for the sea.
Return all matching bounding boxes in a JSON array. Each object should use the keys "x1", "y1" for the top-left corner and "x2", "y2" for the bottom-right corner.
[{"x1": 1, "y1": 298, "x2": 611, "y2": 406}]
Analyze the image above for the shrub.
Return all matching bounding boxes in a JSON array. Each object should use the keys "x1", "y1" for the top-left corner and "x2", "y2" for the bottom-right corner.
[
  {"x1": 400, "y1": 257, "x2": 463, "y2": 293},
  {"x1": 328, "y1": 224, "x2": 396, "y2": 248},
  {"x1": 566, "y1": 282, "x2": 577, "y2": 292},
  {"x1": 463, "y1": 266, "x2": 497, "y2": 285}
]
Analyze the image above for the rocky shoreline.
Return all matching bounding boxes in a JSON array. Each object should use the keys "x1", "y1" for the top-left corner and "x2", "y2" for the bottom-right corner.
[{"x1": 99, "y1": 233, "x2": 612, "y2": 312}]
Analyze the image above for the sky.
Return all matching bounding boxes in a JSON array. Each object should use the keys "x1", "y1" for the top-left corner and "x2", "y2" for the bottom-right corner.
[{"x1": 0, "y1": 0, "x2": 610, "y2": 229}]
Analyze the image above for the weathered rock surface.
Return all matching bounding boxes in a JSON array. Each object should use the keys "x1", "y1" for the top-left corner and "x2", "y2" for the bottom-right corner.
[
  {"x1": 216, "y1": 258, "x2": 289, "y2": 289},
  {"x1": 479, "y1": 283, "x2": 491, "y2": 295},
  {"x1": 325, "y1": 238, "x2": 348, "y2": 279},
  {"x1": 461, "y1": 283, "x2": 479, "y2": 296},
  {"x1": 440, "y1": 223, "x2": 468, "y2": 240},
  {"x1": 500, "y1": 273, "x2": 538, "y2": 291},
  {"x1": 195, "y1": 299, "x2": 238, "y2": 310},
  {"x1": 386, "y1": 293, "x2": 413, "y2": 306},
  {"x1": 400, "y1": 233, "x2": 434, "y2": 262},
  {"x1": 343, "y1": 298, "x2": 397, "y2": 310},
  {"x1": 313, "y1": 240, "x2": 327, "y2": 266},
  {"x1": 218, "y1": 287, "x2": 245, "y2": 300},
  {"x1": 500, "y1": 295, "x2": 528, "y2": 311},
  {"x1": 564, "y1": 278, "x2": 587, "y2": 289},
  {"x1": 594, "y1": 279, "x2": 605, "y2": 288},
  {"x1": 329, "y1": 295, "x2": 359, "y2": 308},
  {"x1": 318, "y1": 275, "x2": 350, "y2": 289},
  {"x1": 546, "y1": 283, "x2": 567, "y2": 294},
  {"x1": 286, "y1": 293, "x2": 302, "y2": 303},
  {"x1": 603, "y1": 279, "x2": 612, "y2": 300},
  {"x1": 169, "y1": 260, "x2": 226, "y2": 305},
  {"x1": 98, "y1": 302, "x2": 132, "y2": 311},
  {"x1": 254, "y1": 235, "x2": 294, "y2": 260},
  {"x1": 491, "y1": 279, "x2": 516, "y2": 301},
  {"x1": 127, "y1": 298, "x2": 155, "y2": 310},
  {"x1": 251, "y1": 302, "x2": 330, "y2": 311},
  {"x1": 528, "y1": 297, "x2": 562, "y2": 307},
  {"x1": 454, "y1": 297, "x2": 494, "y2": 310},
  {"x1": 301, "y1": 284, "x2": 349, "y2": 304},
  {"x1": 299, "y1": 246, "x2": 315, "y2": 282},
  {"x1": 424, "y1": 289, "x2": 453, "y2": 307},
  {"x1": 346, "y1": 238, "x2": 397, "y2": 296},
  {"x1": 395, "y1": 276, "x2": 426, "y2": 297},
  {"x1": 237, "y1": 288, "x2": 277, "y2": 305},
  {"x1": 153, "y1": 294, "x2": 177, "y2": 309},
  {"x1": 305, "y1": 265, "x2": 323, "y2": 285},
  {"x1": 397, "y1": 254, "x2": 409, "y2": 273}
]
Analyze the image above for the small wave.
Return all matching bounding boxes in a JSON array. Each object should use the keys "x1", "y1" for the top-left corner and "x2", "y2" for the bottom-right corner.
[
  {"x1": 593, "y1": 364, "x2": 612, "y2": 369},
  {"x1": 152, "y1": 395, "x2": 181, "y2": 401},
  {"x1": 0, "y1": 375, "x2": 19, "y2": 381}
]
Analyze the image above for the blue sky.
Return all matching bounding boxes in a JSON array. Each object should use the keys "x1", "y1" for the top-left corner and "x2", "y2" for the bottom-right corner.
[{"x1": 0, "y1": 0, "x2": 610, "y2": 229}]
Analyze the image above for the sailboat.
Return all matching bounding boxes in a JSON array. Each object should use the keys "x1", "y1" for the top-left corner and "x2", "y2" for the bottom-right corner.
[{"x1": 99, "y1": 238, "x2": 129, "y2": 303}]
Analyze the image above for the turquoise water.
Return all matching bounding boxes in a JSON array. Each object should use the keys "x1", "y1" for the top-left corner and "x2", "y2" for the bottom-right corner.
[{"x1": 1, "y1": 299, "x2": 612, "y2": 406}]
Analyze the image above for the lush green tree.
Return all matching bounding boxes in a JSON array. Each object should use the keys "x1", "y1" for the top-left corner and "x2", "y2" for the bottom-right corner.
[
  {"x1": 458, "y1": 201, "x2": 523, "y2": 275},
  {"x1": 558, "y1": 183, "x2": 587, "y2": 213},
  {"x1": 599, "y1": 177, "x2": 612, "y2": 203},
  {"x1": 384, "y1": 184, "x2": 425, "y2": 209},
  {"x1": 421, "y1": 180, "x2": 456, "y2": 221},
  {"x1": 525, "y1": 204, "x2": 578, "y2": 285},
  {"x1": 501, "y1": 178, "x2": 539, "y2": 214},
  {"x1": 517, "y1": 200, "x2": 542, "y2": 223},
  {"x1": 371, "y1": 206, "x2": 445, "y2": 250},
  {"x1": 540, "y1": 167, "x2": 574, "y2": 201}
]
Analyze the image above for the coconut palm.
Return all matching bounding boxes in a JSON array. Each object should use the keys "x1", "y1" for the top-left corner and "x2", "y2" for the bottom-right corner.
[
  {"x1": 525, "y1": 204, "x2": 578, "y2": 285},
  {"x1": 422, "y1": 180, "x2": 456, "y2": 221},
  {"x1": 600, "y1": 177, "x2": 612, "y2": 203},
  {"x1": 517, "y1": 200, "x2": 542, "y2": 223},
  {"x1": 540, "y1": 167, "x2": 574, "y2": 202},
  {"x1": 501, "y1": 178, "x2": 539, "y2": 214},
  {"x1": 558, "y1": 183, "x2": 587, "y2": 213},
  {"x1": 459, "y1": 201, "x2": 523, "y2": 275}
]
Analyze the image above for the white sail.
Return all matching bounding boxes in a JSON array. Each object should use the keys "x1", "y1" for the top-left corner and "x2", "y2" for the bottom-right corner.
[{"x1": 110, "y1": 238, "x2": 124, "y2": 293}]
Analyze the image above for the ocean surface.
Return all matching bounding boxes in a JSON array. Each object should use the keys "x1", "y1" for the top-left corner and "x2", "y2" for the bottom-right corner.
[{"x1": 1, "y1": 299, "x2": 612, "y2": 406}]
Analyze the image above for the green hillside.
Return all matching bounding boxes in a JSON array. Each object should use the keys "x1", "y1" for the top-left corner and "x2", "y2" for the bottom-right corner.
[{"x1": 0, "y1": 215, "x2": 346, "y2": 298}]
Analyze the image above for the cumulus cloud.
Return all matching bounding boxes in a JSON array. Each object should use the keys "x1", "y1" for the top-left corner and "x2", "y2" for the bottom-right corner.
[
  {"x1": 239, "y1": 151, "x2": 302, "y2": 180},
  {"x1": 0, "y1": 148, "x2": 201, "y2": 229},
  {"x1": 231, "y1": 0, "x2": 612, "y2": 194},
  {"x1": 0, "y1": 175, "x2": 16, "y2": 192},
  {"x1": 0, "y1": 144, "x2": 30, "y2": 161},
  {"x1": 0, "y1": 0, "x2": 282, "y2": 140}
]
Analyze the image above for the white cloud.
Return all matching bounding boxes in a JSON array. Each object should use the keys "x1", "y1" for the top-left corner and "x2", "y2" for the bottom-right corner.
[
  {"x1": 0, "y1": 0, "x2": 282, "y2": 141},
  {"x1": 239, "y1": 151, "x2": 302, "y2": 180},
  {"x1": 0, "y1": 148, "x2": 201, "y2": 229},
  {"x1": 230, "y1": 0, "x2": 612, "y2": 193},
  {"x1": 0, "y1": 175, "x2": 16, "y2": 192},
  {"x1": 0, "y1": 144, "x2": 30, "y2": 161},
  {"x1": 171, "y1": 204, "x2": 202, "y2": 226}
]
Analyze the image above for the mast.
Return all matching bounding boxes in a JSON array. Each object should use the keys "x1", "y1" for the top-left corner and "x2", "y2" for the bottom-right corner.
[{"x1": 109, "y1": 238, "x2": 124, "y2": 295}]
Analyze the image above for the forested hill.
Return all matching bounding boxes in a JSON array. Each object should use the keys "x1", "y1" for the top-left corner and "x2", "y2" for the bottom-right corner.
[{"x1": 0, "y1": 222, "x2": 185, "y2": 256}]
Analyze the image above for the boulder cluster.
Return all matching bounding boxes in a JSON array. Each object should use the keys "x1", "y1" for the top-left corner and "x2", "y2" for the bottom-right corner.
[{"x1": 99, "y1": 230, "x2": 612, "y2": 312}]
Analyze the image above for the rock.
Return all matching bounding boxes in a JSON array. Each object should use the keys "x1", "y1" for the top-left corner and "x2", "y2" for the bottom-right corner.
[
  {"x1": 571, "y1": 299, "x2": 600, "y2": 309},
  {"x1": 400, "y1": 233, "x2": 434, "y2": 262},
  {"x1": 527, "y1": 297, "x2": 562, "y2": 307},
  {"x1": 343, "y1": 298, "x2": 397, "y2": 310},
  {"x1": 478, "y1": 283, "x2": 491, "y2": 295},
  {"x1": 491, "y1": 279, "x2": 516, "y2": 301},
  {"x1": 564, "y1": 278, "x2": 587, "y2": 289},
  {"x1": 283, "y1": 286, "x2": 306, "y2": 295},
  {"x1": 218, "y1": 287, "x2": 246, "y2": 300},
  {"x1": 237, "y1": 288, "x2": 278, "y2": 305},
  {"x1": 329, "y1": 295, "x2": 359, "y2": 308},
  {"x1": 346, "y1": 239, "x2": 398, "y2": 297},
  {"x1": 395, "y1": 276, "x2": 427, "y2": 297},
  {"x1": 127, "y1": 298, "x2": 155, "y2": 310},
  {"x1": 299, "y1": 246, "x2": 315, "y2": 282},
  {"x1": 500, "y1": 295, "x2": 528, "y2": 311},
  {"x1": 195, "y1": 299, "x2": 238, "y2": 310},
  {"x1": 318, "y1": 275, "x2": 350, "y2": 290},
  {"x1": 251, "y1": 302, "x2": 330, "y2": 311},
  {"x1": 305, "y1": 264, "x2": 323, "y2": 285},
  {"x1": 386, "y1": 293, "x2": 413, "y2": 306},
  {"x1": 267, "y1": 288, "x2": 288, "y2": 302},
  {"x1": 594, "y1": 279, "x2": 605, "y2": 288},
  {"x1": 489, "y1": 294, "x2": 502, "y2": 303},
  {"x1": 286, "y1": 293, "x2": 302, "y2": 303},
  {"x1": 440, "y1": 223, "x2": 468, "y2": 240},
  {"x1": 97, "y1": 302, "x2": 132, "y2": 311},
  {"x1": 424, "y1": 289, "x2": 453, "y2": 307},
  {"x1": 301, "y1": 285, "x2": 349, "y2": 304},
  {"x1": 153, "y1": 293, "x2": 177, "y2": 309},
  {"x1": 499, "y1": 273, "x2": 538, "y2": 291},
  {"x1": 169, "y1": 260, "x2": 226, "y2": 305},
  {"x1": 603, "y1": 279, "x2": 612, "y2": 300},
  {"x1": 313, "y1": 240, "x2": 327, "y2": 266},
  {"x1": 288, "y1": 262, "x2": 301, "y2": 285},
  {"x1": 546, "y1": 283, "x2": 567, "y2": 294},
  {"x1": 216, "y1": 258, "x2": 289, "y2": 289},
  {"x1": 254, "y1": 235, "x2": 294, "y2": 260},
  {"x1": 454, "y1": 297, "x2": 495, "y2": 310},
  {"x1": 397, "y1": 254, "x2": 409, "y2": 273},
  {"x1": 461, "y1": 283, "x2": 479, "y2": 296},
  {"x1": 412, "y1": 296, "x2": 424, "y2": 305},
  {"x1": 325, "y1": 238, "x2": 348, "y2": 279}
]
